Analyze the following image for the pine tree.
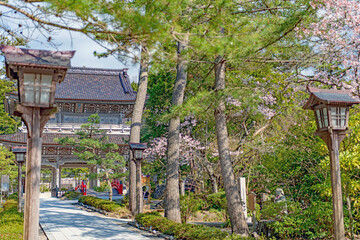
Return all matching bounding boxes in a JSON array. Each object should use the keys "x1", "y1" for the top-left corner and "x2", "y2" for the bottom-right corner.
[{"x1": 57, "y1": 114, "x2": 126, "y2": 201}]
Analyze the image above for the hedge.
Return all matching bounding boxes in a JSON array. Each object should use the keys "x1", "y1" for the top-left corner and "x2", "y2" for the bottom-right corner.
[
  {"x1": 64, "y1": 191, "x2": 82, "y2": 200},
  {"x1": 78, "y1": 196, "x2": 130, "y2": 215},
  {"x1": 135, "y1": 212, "x2": 250, "y2": 240}
]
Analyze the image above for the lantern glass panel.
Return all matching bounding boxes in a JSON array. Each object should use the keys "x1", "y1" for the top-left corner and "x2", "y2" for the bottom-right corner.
[
  {"x1": 134, "y1": 149, "x2": 143, "y2": 159},
  {"x1": 315, "y1": 107, "x2": 329, "y2": 129},
  {"x1": 16, "y1": 153, "x2": 24, "y2": 162},
  {"x1": 331, "y1": 107, "x2": 347, "y2": 128},
  {"x1": 316, "y1": 109, "x2": 322, "y2": 128},
  {"x1": 23, "y1": 73, "x2": 52, "y2": 105},
  {"x1": 323, "y1": 108, "x2": 329, "y2": 127},
  {"x1": 40, "y1": 75, "x2": 52, "y2": 105},
  {"x1": 24, "y1": 73, "x2": 35, "y2": 104}
]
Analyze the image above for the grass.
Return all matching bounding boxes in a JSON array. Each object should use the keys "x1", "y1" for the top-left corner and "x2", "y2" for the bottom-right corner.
[{"x1": 0, "y1": 200, "x2": 23, "y2": 240}]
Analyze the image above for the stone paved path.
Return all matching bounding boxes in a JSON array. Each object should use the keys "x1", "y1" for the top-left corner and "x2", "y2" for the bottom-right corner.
[{"x1": 39, "y1": 197, "x2": 153, "y2": 240}]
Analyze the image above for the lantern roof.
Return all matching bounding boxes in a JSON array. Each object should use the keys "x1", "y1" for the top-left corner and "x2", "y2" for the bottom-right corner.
[
  {"x1": 11, "y1": 146, "x2": 27, "y2": 154},
  {"x1": 129, "y1": 142, "x2": 147, "y2": 150},
  {"x1": 0, "y1": 45, "x2": 75, "y2": 69},
  {"x1": 303, "y1": 87, "x2": 360, "y2": 110}
]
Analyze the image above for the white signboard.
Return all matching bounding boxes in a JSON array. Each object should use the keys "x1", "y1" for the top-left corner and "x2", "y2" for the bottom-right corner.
[
  {"x1": 238, "y1": 177, "x2": 247, "y2": 218},
  {"x1": 1, "y1": 175, "x2": 10, "y2": 192}
]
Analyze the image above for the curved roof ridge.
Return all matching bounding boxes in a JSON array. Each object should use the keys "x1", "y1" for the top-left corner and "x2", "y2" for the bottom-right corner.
[{"x1": 68, "y1": 66, "x2": 129, "y2": 76}]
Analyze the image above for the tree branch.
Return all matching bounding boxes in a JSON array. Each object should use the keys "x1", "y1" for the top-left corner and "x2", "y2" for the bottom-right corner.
[
  {"x1": 256, "y1": 6, "x2": 310, "y2": 52},
  {"x1": 0, "y1": 1, "x2": 149, "y2": 37}
]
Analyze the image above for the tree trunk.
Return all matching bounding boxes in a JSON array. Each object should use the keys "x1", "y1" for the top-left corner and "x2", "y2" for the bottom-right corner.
[
  {"x1": 165, "y1": 35, "x2": 189, "y2": 223},
  {"x1": 105, "y1": 171, "x2": 113, "y2": 201},
  {"x1": 201, "y1": 156, "x2": 218, "y2": 193},
  {"x1": 346, "y1": 192, "x2": 354, "y2": 240},
  {"x1": 210, "y1": 173, "x2": 218, "y2": 193},
  {"x1": 129, "y1": 46, "x2": 149, "y2": 214},
  {"x1": 214, "y1": 57, "x2": 249, "y2": 236}
]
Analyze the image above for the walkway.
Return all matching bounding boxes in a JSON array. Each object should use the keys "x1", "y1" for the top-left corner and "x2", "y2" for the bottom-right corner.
[{"x1": 39, "y1": 196, "x2": 154, "y2": 240}]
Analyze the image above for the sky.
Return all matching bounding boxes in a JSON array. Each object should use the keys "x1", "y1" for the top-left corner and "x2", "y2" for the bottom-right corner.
[
  {"x1": 0, "y1": 1, "x2": 140, "y2": 82},
  {"x1": 28, "y1": 31, "x2": 140, "y2": 83}
]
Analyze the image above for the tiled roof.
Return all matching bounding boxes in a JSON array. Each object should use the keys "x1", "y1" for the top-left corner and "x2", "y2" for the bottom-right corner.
[
  {"x1": 0, "y1": 45, "x2": 75, "y2": 68},
  {"x1": 0, "y1": 132, "x2": 129, "y2": 145},
  {"x1": 55, "y1": 67, "x2": 137, "y2": 102}
]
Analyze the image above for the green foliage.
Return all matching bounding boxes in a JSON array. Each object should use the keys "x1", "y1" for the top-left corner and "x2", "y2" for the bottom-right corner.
[
  {"x1": 262, "y1": 201, "x2": 333, "y2": 239},
  {"x1": 6, "y1": 193, "x2": 18, "y2": 201},
  {"x1": 180, "y1": 193, "x2": 205, "y2": 223},
  {"x1": 260, "y1": 201, "x2": 298, "y2": 221},
  {"x1": 131, "y1": 81, "x2": 138, "y2": 92},
  {"x1": 135, "y1": 212, "x2": 230, "y2": 240},
  {"x1": 0, "y1": 145, "x2": 17, "y2": 182},
  {"x1": 40, "y1": 185, "x2": 50, "y2": 192},
  {"x1": 0, "y1": 200, "x2": 23, "y2": 240},
  {"x1": 206, "y1": 192, "x2": 227, "y2": 211},
  {"x1": 78, "y1": 196, "x2": 130, "y2": 215},
  {"x1": 93, "y1": 181, "x2": 110, "y2": 192},
  {"x1": 93, "y1": 186, "x2": 109, "y2": 192},
  {"x1": 62, "y1": 168, "x2": 89, "y2": 181},
  {"x1": 57, "y1": 114, "x2": 126, "y2": 201},
  {"x1": 142, "y1": 70, "x2": 175, "y2": 140},
  {"x1": 3, "y1": 199, "x2": 17, "y2": 211},
  {"x1": 0, "y1": 78, "x2": 19, "y2": 135},
  {"x1": 64, "y1": 191, "x2": 82, "y2": 200}
]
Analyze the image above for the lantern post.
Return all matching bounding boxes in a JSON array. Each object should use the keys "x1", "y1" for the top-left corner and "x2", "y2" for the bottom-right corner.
[
  {"x1": 129, "y1": 142, "x2": 147, "y2": 215},
  {"x1": 1, "y1": 45, "x2": 74, "y2": 240},
  {"x1": 12, "y1": 146, "x2": 27, "y2": 212},
  {"x1": 303, "y1": 87, "x2": 359, "y2": 240}
]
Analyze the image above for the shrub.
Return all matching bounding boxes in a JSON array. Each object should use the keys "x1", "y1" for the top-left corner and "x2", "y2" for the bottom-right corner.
[
  {"x1": 78, "y1": 196, "x2": 130, "y2": 215},
  {"x1": 136, "y1": 212, "x2": 231, "y2": 240},
  {"x1": 206, "y1": 192, "x2": 227, "y2": 211},
  {"x1": 7, "y1": 193, "x2": 18, "y2": 201},
  {"x1": 180, "y1": 193, "x2": 204, "y2": 223},
  {"x1": 40, "y1": 185, "x2": 50, "y2": 192},
  {"x1": 64, "y1": 191, "x2": 82, "y2": 200},
  {"x1": 260, "y1": 201, "x2": 296, "y2": 221},
  {"x1": 263, "y1": 201, "x2": 334, "y2": 239},
  {"x1": 3, "y1": 200, "x2": 17, "y2": 211}
]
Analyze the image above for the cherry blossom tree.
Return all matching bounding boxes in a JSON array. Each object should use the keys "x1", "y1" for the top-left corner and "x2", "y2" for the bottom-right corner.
[
  {"x1": 299, "y1": 0, "x2": 360, "y2": 95},
  {"x1": 144, "y1": 132, "x2": 205, "y2": 166}
]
